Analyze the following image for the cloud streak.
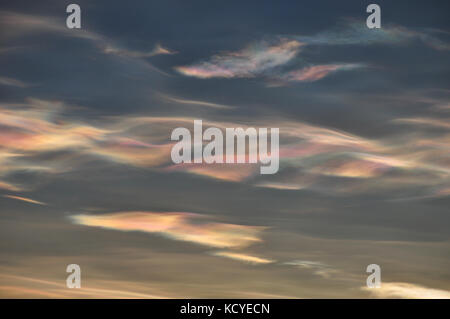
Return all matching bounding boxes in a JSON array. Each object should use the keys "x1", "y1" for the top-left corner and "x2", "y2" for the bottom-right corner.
[
  {"x1": 0, "y1": 76, "x2": 29, "y2": 88},
  {"x1": 161, "y1": 94, "x2": 235, "y2": 110},
  {"x1": 294, "y1": 20, "x2": 450, "y2": 50},
  {"x1": 2, "y1": 195, "x2": 46, "y2": 206},
  {"x1": 175, "y1": 39, "x2": 303, "y2": 78},
  {"x1": 71, "y1": 211, "x2": 266, "y2": 249},
  {"x1": 279, "y1": 64, "x2": 364, "y2": 83},
  {"x1": 283, "y1": 260, "x2": 337, "y2": 278},
  {"x1": 363, "y1": 282, "x2": 450, "y2": 299},
  {"x1": 0, "y1": 11, "x2": 172, "y2": 76},
  {"x1": 212, "y1": 251, "x2": 274, "y2": 264}
]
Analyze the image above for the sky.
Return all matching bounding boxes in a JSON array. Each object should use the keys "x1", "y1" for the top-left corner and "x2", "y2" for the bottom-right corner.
[{"x1": 0, "y1": 0, "x2": 449, "y2": 298}]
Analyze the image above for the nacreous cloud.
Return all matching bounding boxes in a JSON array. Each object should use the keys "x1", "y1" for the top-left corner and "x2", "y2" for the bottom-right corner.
[
  {"x1": 211, "y1": 251, "x2": 274, "y2": 265},
  {"x1": 0, "y1": 11, "x2": 172, "y2": 76},
  {"x1": 294, "y1": 20, "x2": 450, "y2": 51},
  {"x1": 71, "y1": 211, "x2": 266, "y2": 249},
  {"x1": 363, "y1": 282, "x2": 450, "y2": 299},
  {"x1": 175, "y1": 39, "x2": 303, "y2": 79},
  {"x1": 279, "y1": 64, "x2": 364, "y2": 82}
]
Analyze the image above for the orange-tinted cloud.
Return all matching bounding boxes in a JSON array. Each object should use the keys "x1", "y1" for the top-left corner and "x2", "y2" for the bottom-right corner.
[
  {"x1": 165, "y1": 163, "x2": 259, "y2": 182},
  {"x1": 0, "y1": 273, "x2": 168, "y2": 298},
  {"x1": 394, "y1": 117, "x2": 450, "y2": 129},
  {"x1": 280, "y1": 64, "x2": 363, "y2": 82},
  {"x1": 2, "y1": 195, "x2": 46, "y2": 205},
  {"x1": 363, "y1": 282, "x2": 450, "y2": 299},
  {"x1": 71, "y1": 211, "x2": 266, "y2": 249},
  {"x1": 212, "y1": 251, "x2": 274, "y2": 264}
]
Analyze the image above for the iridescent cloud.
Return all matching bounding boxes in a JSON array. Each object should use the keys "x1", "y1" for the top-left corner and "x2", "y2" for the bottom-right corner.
[
  {"x1": 175, "y1": 39, "x2": 303, "y2": 78},
  {"x1": 394, "y1": 117, "x2": 450, "y2": 129},
  {"x1": 283, "y1": 260, "x2": 337, "y2": 278},
  {"x1": 279, "y1": 64, "x2": 364, "y2": 82},
  {"x1": 294, "y1": 20, "x2": 450, "y2": 50},
  {"x1": 102, "y1": 43, "x2": 176, "y2": 59},
  {"x1": 165, "y1": 163, "x2": 259, "y2": 182},
  {"x1": 0, "y1": 100, "x2": 448, "y2": 199},
  {"x1": 0, "y1": 11, "x2": 170, "y2": 75},
  {"x1": 160, "y1": 93, "x2": 235, "y2": 109},
  {"x1": 2, "y1": 195, "x2": 46, "y2": 206},
  {"x1": 363, "y1": 282, "x2": 450, "y2": 299},
  {"x1": 0, "y1": 100, "x2": 174, "y2": 192},
  {"x1": 211, "y1": 251, "x2": 274, "y2": 264},
  {"x1": 71, "y1": 211, "x2": 266, "y2": 249},
  {"x1": 0, "y1": 273, "x2": 168, "y2": 298}
]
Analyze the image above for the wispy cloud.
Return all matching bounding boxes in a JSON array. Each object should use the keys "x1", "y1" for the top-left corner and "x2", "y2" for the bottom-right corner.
[
  {"x1": 294, "y1": 20, "x2": 450, "y2": 50},
  {"x1": 212, "y1": 251, "x2": 274, "y2": 264},
  {"x1": 71, "y1": 211, "x2": 275, "y2": 265},
  {"x1": 283, "y1": 260, "x2": 337, "y2": 278},
  {"x1": 0, "y1": 76, "x2": 29, "y2": 88},
  {"x1": 175, "y1": 39, "x2": 366, "y2": 84},
  {"x1": 102, "y1": 43, "x2": 177, "y2": 59},
  {"x1": 151, "y1": 43, "x2": 177, "y2": 56},
  {"x1": 175, "y1": 19, "x2": 448, "y2": 84},
  {"x1": 363, "y1": 282, "x2": 450, "y2": 299},
  {"x1": 393, "y1": 117, "x2": 450, "y2": 129},
  {"x1": 0, "y1": 100, "x2": 174, "y2": 193},
  {"x1": 71, "y1": 211, "x2": 266, "y2": 249},
  {"x1": 0, "y1": 11, "x2": 172, "y2": 75},
  {"x1": 175, "y1": 39, "x2": 303, "y2": 78},
  {"x1": 2, "y1": 195, "x2": 46, "y2": 206},
  {"x1": 160, "y1": 93, "x2": 235, "y2": 110},
  {"x1": 165, "y1": 163, "x2": 259, "y2": 182},
  {"x1": 0, "y1": 99, "x2": 447, "y2": 199},
  {"x1": 0, "y1": 11, "x2": 98, "y2": 41},
  {"x1": 0, "y1": 273, "x2": 168, "y2": 298},
  {"x1": 278, "y1": 64, "x2": 364, "y2": 83},
  {"x1": 0, "y1": 181, "x2": 23, "y2": 192}
]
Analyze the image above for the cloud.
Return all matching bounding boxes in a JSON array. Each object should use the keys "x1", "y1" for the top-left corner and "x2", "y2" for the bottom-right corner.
[
  {"x1": 310, "y1": 156, "x2": 392, "y2": 178},
  {"x1": 175, "y1": 37, "x2": 364, "y2": 84},
  {"x1": 102, "y1": 43, "x2": 176, "y2": 59},
  {"x1": 0, "y1": 100, "x2": 176, "y2": 193},
  {"x1": 71, "y1": 211, "x2": 278, "y2": 266},
  {"x1": 394, "y1": 117, "x2": 450, "y2": 130},
  {"x1": 2, "y1": 195, "x2": 46, "y2": 206},
  {"x1": 212, "y1": 251, "x2": 274, "y2": 264},
  {"x1": 0, "y1": 181, "x2": 22, "y2": 192},
  {"x1": 0, "y1": 100, "x2": 447, "y2": 199},
  {"x1": 283, "y1": 260, "x2": 337, "y2": 278},
  {"x1": 0, "y1": 76, "x2": 29, "y2": 88},
  {"x1": 165, "y1": 163, "x2": 259, "y2": 182},
  {"x1": 174, "y1": 20, "x2": 448, "y2": 84},
  {"x1": 278, "y1": 64, "x2": 364, "y2": 83},
  {"x1": 0, "y1": 11, "x2": 98, "y2": 41},
  {"x1": 92, "y1": 139, "x2": 173, "y2": 167},
  {"x1": 71, "y1": 211, "x2": 266, "y2": 249},
  {"x1": 363, "y1": 282, "x2": 450, "y2": 299},
  {"x1": 160, "y1": 93, "x2": 235, "y2": 109},
  {"x1": 0, "y1": 11, "x2": 171, "y2": 75},
  {"x1": 0, "y1": 273, "x2": 168, "y2": 298},
  {"x1": 254, "y1": 182, "x2": 303, "y2": 190},
  {"x1": 151, "y1": 43, "x2": 177, "y2": 56},
  {"x1": 294, "y1": 20, "x2": 450, "y2": 50},
  {"x1": 175, "y1": 39, "x2": 303, "y2": 78}
]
